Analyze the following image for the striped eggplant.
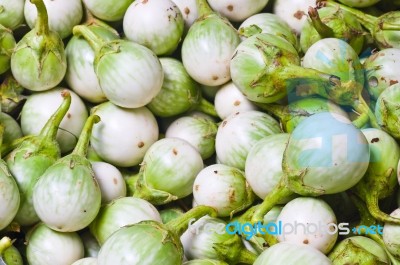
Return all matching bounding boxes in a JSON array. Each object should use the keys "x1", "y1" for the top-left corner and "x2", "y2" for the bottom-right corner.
[
  {"x1": 32, "y1": 115, "x2": 102, "y2": 232},
  {"x1": 364, "y1": 48, "x2": 400, "y2": 101},
  {"x1": 11, "y1": 0, "x2": 66, "y2": 92},
  {"x1": 134, "y1": 138, "x2": 204, "y2": 205},
  {"x1": 147, "y1": 58, "x2": 217, "y2": 118},
  {"x1": 65, "y1": 19, "x2": 119, "y2": 103},
  {"x1": 301, "y1": 38, "x2": 377, "y2": 128},
  {"x1": 73, "y1": 24, "x2": 163, "y2": 109},
  {"x1": 82, "y1": 0, "x2": 134, "y2": 22},
  {"x1": 89, "y1": 197, "x2": 162, "y2": 245},
  {"x1": 300, "y1": 6, "x2": 364, "y2": 54},
  {"x1": 165, "y1": 115, "x2": 218, "y2": 160},
  {"x1": 0, "y1": 0, "x2": 24, "y2": 30},
  {"x1": 181, "y1": 0, "x2": 241, "y2": 86},
  {"x1": 253, "y1": 242, "x2": 331, "y2": 265},
  {"x1": 97, "y1": 206, "x2": 217, "y2": 265},
  {"x1": 215, "y1": 110, "x2": 281, "y2": 171}
]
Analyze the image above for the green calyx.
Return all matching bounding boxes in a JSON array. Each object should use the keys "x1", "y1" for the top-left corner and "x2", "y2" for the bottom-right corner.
[
  {"x1": 0, "y1": 74, "x2": 25, "y2": 114},
  {"x1": 133, "y1": 170, "x2": 179, "y2": 205},
  {"x1": 0, "y1": 237, "x2": 22, "y2": 265},
  {"x1": 212, "y1": 236, "x2": 258, "y2": 264},
  {"x1": 301, "y1": 5, "x2": 365, "y2": 54},
  {"x1": 328, "y1": 236, "x2": 390, "y2": 265},
  {"x1": 374, "y1": 84, "x2": 400, "y2": 139},
  {"x1": 238, "y1": 25, "x2": 263, "y2": 38},
  {"x1": 233, "y1": 33, "x2": 341, "y2": 104}
]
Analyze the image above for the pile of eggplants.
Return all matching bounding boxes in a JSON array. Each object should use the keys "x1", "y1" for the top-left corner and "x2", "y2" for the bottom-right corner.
[{"x1": 2, "y1": 0, "x2": 400, "y2": 264}]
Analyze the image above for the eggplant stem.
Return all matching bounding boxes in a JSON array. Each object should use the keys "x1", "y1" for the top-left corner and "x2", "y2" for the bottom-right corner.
[
  {"x1": 250, "y1": 179, "x2": 294, "y2": 224},
  {"x1": 0, "y1": 237, "x2": 12, "y2": 256},
  {"x1": 40, "y1": 90, "x2": 71, "y2": 141},
  {"x1": 73, "y1": 25, "x2": 105, "y2": 54},
  {"x1": 308, "y1": 6, "x2": 335, "y2": 38},
  {"x1": 196, "y1": 0, "x2": 214, "y2": 18},
  {"x1": 165, "y1": 205, "x2": 217, "y2": 237},
  {"x1": 255, "y1": 103, "x2": 286, "y2": 121},
  {"x1": 353, "y1": 96, "x2": 380, "y2": 129},
  {"x1": 72, "y1": 115, "x2": 101, "y2": 157},
  {"x1": 196, "y1": 97, "x2": 218, "y2": 117},
  {"x1": 30, "y1": 0, "x2": 50, "y2": 36},
  {"x1": 366, "y1": 192, "x2": 400, "y2": 225}
]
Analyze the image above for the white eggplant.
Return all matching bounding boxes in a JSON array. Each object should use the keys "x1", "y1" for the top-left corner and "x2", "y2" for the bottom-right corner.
[
  {"x1": 171, "y1": 0, "x2": 198, "y2": 31},
  {"x1": 91, "y1": 161, "x2": 126, "y2": 203},
  {"x1": 90, "y1": 102, "x2": 159, "y2": 167},
  {"x1": 193, "y1": 164, "x2": 255, "y2": 217},
  {"x1": 214, "y1": 82, "x2": 258, "y2": 120},
  {"x1": 32, "y1": 115, "x2": 102, "y2": 232},
  {"x1": 273, "y1": 0, "x2": 317, "y2": 34},
  {"x1": 26, "y1": 223, "x2": 84, "y2": 265},
  {"x1": 364, "y1": 48, "x2": 400, "y2": 100},
  {"x1": 207, "y1": 0, "x2": 269, "y2": 22},
  {"x1": 73, "y1": 25, "x2": 164, "y2": 109},
  {"x1": 276, "y1": 197, "x2": 338, "y2": 254}
]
